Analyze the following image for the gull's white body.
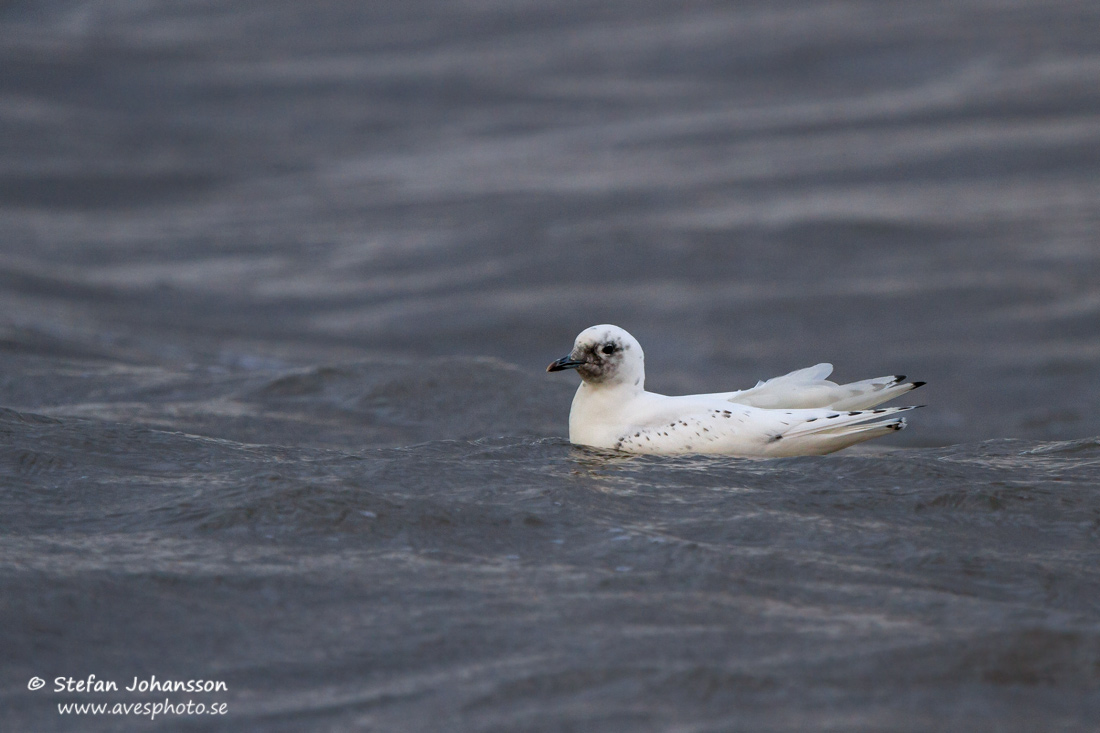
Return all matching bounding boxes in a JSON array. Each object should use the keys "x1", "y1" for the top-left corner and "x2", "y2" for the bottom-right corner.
[{"x1": 548, "y1": 325, "x2": 923, "y2": 457}]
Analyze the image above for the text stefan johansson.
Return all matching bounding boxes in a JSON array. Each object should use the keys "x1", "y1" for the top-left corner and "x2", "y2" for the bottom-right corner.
[{"x1": 55, "y1": 675, "x2": 227, "y2": 693}]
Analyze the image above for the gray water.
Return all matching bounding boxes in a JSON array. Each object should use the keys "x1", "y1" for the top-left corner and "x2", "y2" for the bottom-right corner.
[{"x1": 3, "y1": 1, "x2": 1100, "y2": 730}]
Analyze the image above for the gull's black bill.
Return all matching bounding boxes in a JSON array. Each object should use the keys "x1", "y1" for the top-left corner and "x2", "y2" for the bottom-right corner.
[{"x1": 546, "y1": 355, "x2": 586, "y2": 372}]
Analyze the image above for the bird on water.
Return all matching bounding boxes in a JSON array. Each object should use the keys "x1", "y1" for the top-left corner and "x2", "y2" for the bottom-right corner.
[{"x1": 547, "y1": 324, "x2": 924, "y2": 457}]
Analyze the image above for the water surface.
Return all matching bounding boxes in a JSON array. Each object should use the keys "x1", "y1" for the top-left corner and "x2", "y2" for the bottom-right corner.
[{"x1": 2, "y1": 0, "x2": 1100, "y2": 730}]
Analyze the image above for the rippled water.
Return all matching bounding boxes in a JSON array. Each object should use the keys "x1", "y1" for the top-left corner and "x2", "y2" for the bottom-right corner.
[{"x1": 3, "y1": 0, "x2": 1100, "y2": 730}]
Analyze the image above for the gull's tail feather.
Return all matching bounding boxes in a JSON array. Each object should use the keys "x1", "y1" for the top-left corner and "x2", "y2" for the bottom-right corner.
[
  {"x1": 711, "y1": 365, "x2": 925, "y2": 411},
  {"x1": 768, "y1": 406, "x2": 921, "y2": 456},
  {"x1": 828, "y1": 375, "x2": 926, "y2": 410}
]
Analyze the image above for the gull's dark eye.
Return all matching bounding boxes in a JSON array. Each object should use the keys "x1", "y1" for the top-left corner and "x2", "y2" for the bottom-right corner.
[{"x1": 601, "y1": 343, "x2": 616, "y2": 355}]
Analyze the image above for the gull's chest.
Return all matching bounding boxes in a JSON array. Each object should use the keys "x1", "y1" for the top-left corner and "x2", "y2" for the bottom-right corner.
[
  {"x1": 567, "y1": 384, "x2": 630, "y2": 448},
  {"x1": 567, "y1": 383, "x2": 651, "y2": 444}
]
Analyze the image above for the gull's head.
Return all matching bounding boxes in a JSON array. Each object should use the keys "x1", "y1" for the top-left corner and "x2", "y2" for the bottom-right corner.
[{"x1": 546, "y1": 324, "x2": 644, "y2": 389}]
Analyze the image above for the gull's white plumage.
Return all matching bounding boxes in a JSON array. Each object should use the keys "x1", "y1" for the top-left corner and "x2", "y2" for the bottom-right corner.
[{"x1": 547, "y1": 325, "x2": 924, "y2": 457}]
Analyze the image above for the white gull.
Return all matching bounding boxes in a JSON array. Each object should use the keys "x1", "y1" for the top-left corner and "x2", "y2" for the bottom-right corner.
[{"x1": 547, "y1": 324, "x2": 924, "y2": 457}]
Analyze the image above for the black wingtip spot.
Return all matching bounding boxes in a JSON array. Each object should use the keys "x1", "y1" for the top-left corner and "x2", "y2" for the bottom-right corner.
[
  {"x1": 848, "y1": 411, "x2": 861, "y2": 416},
  {"x1": 894, "y1": 375, "x2": 906, "y2": 383},
  {"x1": 826, "y1": 414, "x2": 840, "y2": 419},
  {"x1": 910, "y1": 381, "x2": 927, "y2": 389}
]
